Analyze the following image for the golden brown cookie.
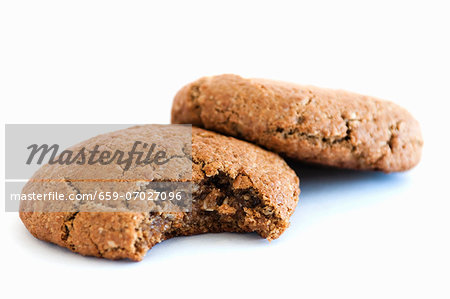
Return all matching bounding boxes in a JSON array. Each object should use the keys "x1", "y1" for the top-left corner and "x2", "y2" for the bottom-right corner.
[
  {"x1": 20, "y1": 126, "x2": 300, "y2": 261},
  {"x1": 171, "y1": 74, "x2": 423, "y2": 172}
]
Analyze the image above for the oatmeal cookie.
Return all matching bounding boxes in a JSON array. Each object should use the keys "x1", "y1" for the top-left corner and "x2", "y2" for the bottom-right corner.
[
  {"x1": 20, "y1": 126, "x2": 300, "y2": 261},
  {"x1": 171, "y1": 74, "x2": 423, "y2": 172}
]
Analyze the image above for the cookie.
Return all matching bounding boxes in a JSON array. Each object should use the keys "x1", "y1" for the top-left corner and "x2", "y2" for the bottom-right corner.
[
  {"x1": 171, "y1": 74, "x2": 423, "y2": 172},
  {"x1": 20, "y1": 126, "x2": 300, "y2": 261}
]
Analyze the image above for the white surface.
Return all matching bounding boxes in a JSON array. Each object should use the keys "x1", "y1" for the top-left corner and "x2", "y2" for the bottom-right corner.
[{"x1": 0, "y1": 1, "x2": 449, "y2": 298}]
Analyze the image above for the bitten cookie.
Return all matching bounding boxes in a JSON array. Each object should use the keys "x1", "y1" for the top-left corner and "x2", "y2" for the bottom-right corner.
[
  {"x1": 20, "y1": 126, "x2": 300, "y2": 261},
  {"x1": 171, "y1": 74, "x2": 423, "y2": 172}
]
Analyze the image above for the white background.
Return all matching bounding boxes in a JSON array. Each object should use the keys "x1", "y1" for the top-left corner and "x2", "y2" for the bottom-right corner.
[{"x1": 1, "y1": 1, "x2": 449, "y2": 298}]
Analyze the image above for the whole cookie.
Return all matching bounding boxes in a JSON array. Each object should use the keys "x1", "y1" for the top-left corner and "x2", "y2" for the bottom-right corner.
[
  {"x1": 20, "y1": 126, "x2": 299, "y2": 261},
  {"x1": 171, "y1": 74, "x2": 423, "y2": 172}
]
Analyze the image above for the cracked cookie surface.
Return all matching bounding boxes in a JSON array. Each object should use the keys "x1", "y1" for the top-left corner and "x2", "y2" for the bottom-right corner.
[
  {"x1": 19, "y1": 126, "x2": 300, "y2": 261},
  {"x1": 171, "y1": 74, "x2": 423, "y2": 172}
]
